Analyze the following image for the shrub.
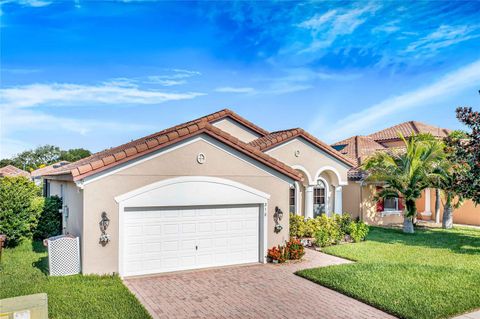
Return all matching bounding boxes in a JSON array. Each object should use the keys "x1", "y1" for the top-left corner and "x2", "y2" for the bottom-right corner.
[
  {"x1": 348, "y1": 221, "x2": 370, "y2": 243},
  {"x1": 0, "y1": 177, "x2": 44, "y2": 247},
  {"x1": 34, "y1": 196, "x2": 62, "y2": 240},
  {"x1": 267, "y1": 245, "x2": 287, "y2": 263},
  {"x1": 289, "y1": 213, "x2": 306, "y2": 238},
  {"x1": 336, "y1": 213, "x2": 353, "y2": 236},
  {"x1": 286, "y1": 238, "x2": 305, "y2": 260},
  {"x1": 313, "y1": 215, "x2": 342, "y2": 247}
]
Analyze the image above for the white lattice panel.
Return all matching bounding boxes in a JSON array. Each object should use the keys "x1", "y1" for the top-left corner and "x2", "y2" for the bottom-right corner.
[{"x1": 47, "y1": 236, "x2": 81, "y2": 276}]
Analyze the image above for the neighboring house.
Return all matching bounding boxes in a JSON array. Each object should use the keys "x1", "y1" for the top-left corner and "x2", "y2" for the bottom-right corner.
[
  {"x1": 333, "y1": 121, "x2": 480, "y2": 226},
  {"x1": 0, "y1": 165, "x2": 30, "y2": 178},
  {"x1": 41, "y1": 109, "x2": 354, "y2": 276},
  {"x1": 31, "y1": 161, "x2": 70, "y2": 188}
]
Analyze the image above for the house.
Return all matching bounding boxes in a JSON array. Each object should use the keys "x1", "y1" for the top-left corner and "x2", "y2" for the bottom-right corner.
[
  {"x1": 41, "y1": 109, "x2": 354, "y2": 276},
  {"x1": 31, "y1": 161, "x2": 70, "y2": 189},
  {"x1": 333, "y1": 121, "x2": 480, "y2": 226},
  {"x1": 0, "y1": 165, "x2": 30, "y2": 178}
]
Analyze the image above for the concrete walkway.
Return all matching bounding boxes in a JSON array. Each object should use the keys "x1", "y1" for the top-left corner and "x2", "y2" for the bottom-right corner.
[
  {"x1": 453, "y1": 310, "x2": 480, "y2": 319},
  {"x1": 125, "y1": 249, "x2": 395, "y2": 319}
]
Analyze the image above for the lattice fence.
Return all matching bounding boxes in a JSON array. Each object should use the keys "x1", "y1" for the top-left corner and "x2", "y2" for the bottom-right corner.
[{"x1": 47, "y1": 236, "x2": 81, "y2": 276}]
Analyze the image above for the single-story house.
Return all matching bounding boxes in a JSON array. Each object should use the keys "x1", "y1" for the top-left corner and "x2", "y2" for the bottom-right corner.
[
  {"x1": 31, "y1": 161, "x2": 70, "y2": 188},
  {"x1": 333, "y1": 121, "x2": 480, "y2": 226},
  {"x1": 42, "y1": 109, "x2": 355, "y2": 276},
  {"x1": 0, "y1": 165, "x2": 30, "y2": 178}
]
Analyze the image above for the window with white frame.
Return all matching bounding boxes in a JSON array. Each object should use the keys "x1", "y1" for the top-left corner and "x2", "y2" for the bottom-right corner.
[
  {"x1": 289, "y1": 187, "x2": 296, "y2": 214},
  {"x1": 384, "y1": 197, "x2": 398, "y2": 211},
  {"x1": 313, "y1": 181, "x2": 326, "y2": 217}
]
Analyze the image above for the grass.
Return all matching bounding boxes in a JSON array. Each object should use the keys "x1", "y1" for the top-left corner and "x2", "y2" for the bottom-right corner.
[
  {"x1": 0, "y1": 241, "x2": 151, "y2": 319},
  {"x1": 297, "y1": 226, "x2": 480, "y2": 319}
]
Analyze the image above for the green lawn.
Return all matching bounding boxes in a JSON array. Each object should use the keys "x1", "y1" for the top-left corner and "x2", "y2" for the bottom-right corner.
[
  {"x1": 0, "y1": 241, "x2": 151, "y2": 319},
  {"x1": 297, "y1": 227, "x2": 480, "y2": 319}
]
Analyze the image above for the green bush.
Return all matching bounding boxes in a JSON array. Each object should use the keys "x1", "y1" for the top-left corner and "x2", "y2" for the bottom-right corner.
[
  {"x1": 335, "y1": 213, "x2": 352, "y2": 236},
  {"x1": 289, "y1": 213, "x2": 306, "y2": 238},
  {"x1": 313, "y1": 215, "x2": 342, "y2": 247},
  {"x1": 34, "y1": 196, "x2": 62, "y2": 240},
  {"x1": 348, "y1": 221, "x2": 370, "y2": 243},
  {"x1": 0, "y1": 177, "x2": 44, "y2": 247}
]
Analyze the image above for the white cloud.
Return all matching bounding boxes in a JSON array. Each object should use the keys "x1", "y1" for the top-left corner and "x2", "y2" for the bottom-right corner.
[
  {"x1": 0, "y1": 82, "x2": 205, "y2": 109},
  {"x1": 405, "y1": 25, "x2": 480, "y2": 57},
  {"x1": 0, "y1": 138, "x2": 33, "y2": 159},
  {"x1": 215, "y1": 86, "x2": 256, "y2": 94},
  {"x1": 297, "y1": 3, "x2": 380, "y2": 52},
  {"x1": 317, "y1": 59, "x2": 480, "y2": 142},
  {"x1": 1, "y1": 0, "x2": 52, "y2": 8}
]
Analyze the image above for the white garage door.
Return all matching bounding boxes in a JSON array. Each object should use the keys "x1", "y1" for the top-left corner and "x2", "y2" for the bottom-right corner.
[{"x1": 122, "y1": 205, "x2": 260, "y2": 276}]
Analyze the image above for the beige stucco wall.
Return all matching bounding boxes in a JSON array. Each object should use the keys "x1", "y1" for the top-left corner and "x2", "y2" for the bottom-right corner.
[
  {"x1": 343, "y1": 182, "x2": 404, "y2": 225},
  {"x1": 81, "y1": 136, "x2": 292, "y2": 274},
  {"x1": 212, "y1": 118, "x2": 261, "y2": 143},
  {"x1": 418, "y1": 189, "x2": 480, "y2": 226},
  {"x1": 266, "y1": 138, "x2": 350, "y2": 187},
  {"x1": 48, "y1": 180, "x2": 83, "y2": 237}
]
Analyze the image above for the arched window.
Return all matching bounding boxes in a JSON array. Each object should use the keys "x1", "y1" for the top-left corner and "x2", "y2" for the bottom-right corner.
[{"x1": 313, "y1": 180, "x2": 326, "y2": 217}]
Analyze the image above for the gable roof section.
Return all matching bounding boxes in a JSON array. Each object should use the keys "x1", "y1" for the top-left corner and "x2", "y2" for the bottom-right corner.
[
  {"x1": 332, "y1": 135, "x2": 387, "y2": 166},
  {"x1": 31, "y1": 161, "x2": 70, "y2": 178},
  {"x1": 248, "y1": 128, "x2": 356, "y2": 167},
  {"x1": 368, "y1": 121, "x2": 450, "y2": 142},
  {"x1": 46, "y1": 120, "x2": 301, "y2": 182},
  {"x1": 0, "y1": 165, "x2": 30, "y2": 178}
]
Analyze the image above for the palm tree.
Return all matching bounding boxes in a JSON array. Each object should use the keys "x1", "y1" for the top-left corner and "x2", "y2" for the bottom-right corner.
[{"x1": 362, "y1": 133, "x2": 444, "y2": 233}]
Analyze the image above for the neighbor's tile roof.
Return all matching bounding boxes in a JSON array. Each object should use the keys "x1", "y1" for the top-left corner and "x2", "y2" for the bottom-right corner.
[
  {"x1": 45, "y1": 111, "x2": 301, "y2": 182},
  {"x1": 248, "y1": 128, "x2": 356, "y2": 167},
  {"x1": 368, "y1": 121, "x2": 450, "y2": 142},
  {"x1": 332, "y1": 136, "x2": 387, "y2": 166},
  {"x1": 0, "y1": 165, "x2": 31, "y2": 178},
  {"x1": 31, "y1": 161, "x2": 70, "y2": 178}
]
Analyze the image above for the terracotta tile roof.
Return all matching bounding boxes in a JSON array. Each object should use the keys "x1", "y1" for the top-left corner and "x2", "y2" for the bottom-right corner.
[
  {"x1": 45, "y1": 119, "x2": 302, "y2": 182},
  {"x1": 332, "y1": 136, "x2": 387, "y2": 166},
  {"x1": 0, "y1": 165, "x2": 31, "y2": 178},
  {"x1": 248, "y1": 128, "x2": 356, "y2": 167},
  {"x1": 368, "y1": 121, "x2": 450, "y2": 142},
  {"x1": 31, "y1": 161, "x2": 70, "y2": 178}
]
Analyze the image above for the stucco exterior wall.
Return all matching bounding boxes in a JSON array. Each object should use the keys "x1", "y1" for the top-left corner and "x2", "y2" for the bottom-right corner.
[
  {"x1": 48, "y1": 180, "x2": 83, "y2": 237},
  {"x1": 212, "y1": 118, "x2": 262, "y2": 143},
  {"x1": 266, "y1": 138, "x2": 350, "y2": 186},
  {"x1": 418, "y1": 189, "x2": 480, "y2": 226},
  {"x1": 80, "y1": 136, "x2": 292, "y2": 274},
  {"x1": 343, "y1": 182, "x2": 404, "y2": 225}
]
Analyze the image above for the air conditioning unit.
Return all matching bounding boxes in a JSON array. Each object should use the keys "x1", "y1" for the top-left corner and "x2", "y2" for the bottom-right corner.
[{"x1": 46, "y1": 235, "x2": 81, "y2": 276}]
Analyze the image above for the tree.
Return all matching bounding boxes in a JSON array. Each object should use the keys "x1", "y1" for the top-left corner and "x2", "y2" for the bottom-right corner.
[
  {"x1": 447, "y1": 107, "x2": 480, "y2": 204},
  {"x1": 59, "y1": 148, "x2": 91, "y2": 162},
  {"x1": 34, "y1": 196, "x2": 63, "y2": 240},
  {"x1": 0, "y1": 145, "x2": 91, "y2": 171},
  {"x1": 0, "y1": 177, "x2": 44, "y2": 246},
  {"x1": 363, "y1": 134, "x2": 444, "y2": 233},
  {"x1": 432, "y1": 132, "x2": 468, "y2": 228}
]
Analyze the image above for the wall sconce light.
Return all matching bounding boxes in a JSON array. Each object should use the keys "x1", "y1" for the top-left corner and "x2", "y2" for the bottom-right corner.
[
  {"x1": 99, "y1": 212, "x2": 111, "y2": 246},
  {"x1": 273, "y1": 206, "x2": 284, "y2": 234}
]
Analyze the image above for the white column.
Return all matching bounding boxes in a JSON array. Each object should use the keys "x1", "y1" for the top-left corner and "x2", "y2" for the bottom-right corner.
[
  {"x1": 305, "y1": 185, "x2": 314, "y2": 219},
  {"x1": 334, "y1": 186, "x2": 343, "y2": 215},
  {"x1": 295, "y1": 181, "x2": 301, "y2": 216},
  {"x1": 424, "y1": 188, "x2": 431, "y2": 214}
]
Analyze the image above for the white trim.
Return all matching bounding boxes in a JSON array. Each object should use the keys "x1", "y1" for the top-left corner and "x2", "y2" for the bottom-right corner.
[
  {"x1": 315, "y1": 177, "x2": 330, "y2": 216},
  {"x1": 381, "y1": 210, "x2": 402, "y2": 217},
  {"x1": 291, "y1": 164, "x2": 314, "y2": 185},
  {"x1": 314, "y1": 166, "x2": 348, "y2": 186},
  {"x1": 115, "y1": 176, "x2": 271, "y2": 203},
  {"x1": 80, "y1": 135, "x2": 295, "y2": 187},
  {"x1": 294, "y1": 181, "x2": 301, "y2": 216}
]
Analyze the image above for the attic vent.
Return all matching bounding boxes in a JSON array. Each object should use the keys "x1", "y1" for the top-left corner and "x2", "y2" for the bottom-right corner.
[{"x1": 47, "y1": 235, "x2": 81, "y2": 276}]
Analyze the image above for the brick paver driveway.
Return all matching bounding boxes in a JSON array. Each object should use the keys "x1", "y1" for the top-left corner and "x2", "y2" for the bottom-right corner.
[{"x1": 124, "y1": 249, "x2": 395, "y2": 319}]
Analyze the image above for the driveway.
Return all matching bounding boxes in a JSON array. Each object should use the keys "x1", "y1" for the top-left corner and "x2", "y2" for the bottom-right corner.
[{"x1": 124, "y1": 249, "x2": 395, "y2": 319}]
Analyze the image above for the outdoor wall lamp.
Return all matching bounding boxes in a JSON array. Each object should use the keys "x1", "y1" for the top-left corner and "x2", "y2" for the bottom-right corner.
[
  {"x1": 274, "y1": 206, "x2": 284, "y2": 233},
  {"x1": 99, "y1": 211, "x2": 111, "y2": 246}
]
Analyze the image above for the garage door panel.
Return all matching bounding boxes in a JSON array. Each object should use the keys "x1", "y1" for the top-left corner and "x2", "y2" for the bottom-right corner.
[{"x1": 123, "y1": 205, "x2": 260, "y2": 276}]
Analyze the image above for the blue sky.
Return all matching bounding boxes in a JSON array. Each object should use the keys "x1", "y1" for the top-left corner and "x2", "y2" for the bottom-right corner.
[{"x1": 1, "y1": 1, "x2": 479, "y2": 158}]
